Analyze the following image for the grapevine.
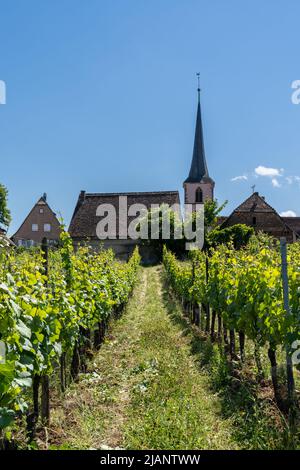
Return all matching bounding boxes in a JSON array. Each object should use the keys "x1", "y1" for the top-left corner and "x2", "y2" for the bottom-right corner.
[
  {"x1": 0, "y1": 233, "x2": 140, "y2": 434},
  {"x1": 163, "y1": 236, "x2": 300, "y2": 409}
]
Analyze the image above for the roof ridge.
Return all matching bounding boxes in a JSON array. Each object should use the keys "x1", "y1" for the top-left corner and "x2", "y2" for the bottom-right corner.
[
  {"x1": 85, "y1": 190, "x2": 179, "y2": 197},
  {"x1": 234, "y1": 192, "x2": 277, "y2": 213}
]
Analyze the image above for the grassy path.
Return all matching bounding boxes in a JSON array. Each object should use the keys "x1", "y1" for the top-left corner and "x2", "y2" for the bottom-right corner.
[{"x1": 49, "y1": 266, "x2": 237, "y2": 450}]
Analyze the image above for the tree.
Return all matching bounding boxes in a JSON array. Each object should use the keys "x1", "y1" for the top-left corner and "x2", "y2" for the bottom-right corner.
[
  {"x1": 202, "y1": 200, "x2": 254, "y2": 249},
  {"x1": 207, "y1": 224, "x2": 254, "y2": 249},
  {"x1": 0, "y1": 184, "x2": 11, "y2": 229},
  {"x1": 186, "y1": 199, "x2": 228, "y2": 250},
  {"x1": 138, "y1": 205, "x2": 185, "y2": 260},
  {"x1": 204, "y1": 198, "x2": 227, "y2": 231}
]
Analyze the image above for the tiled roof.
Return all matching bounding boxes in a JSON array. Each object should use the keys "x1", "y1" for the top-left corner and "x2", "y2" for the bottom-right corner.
[
  {"x1": 233, "y1": 192, "x2": 277, "y2": 213},
  {"x1": 69, "y1": 191, "x2": 181, "y2": 239},
  {"x1": 282, "y1": 217, "x2": 300, "y2": 234}
]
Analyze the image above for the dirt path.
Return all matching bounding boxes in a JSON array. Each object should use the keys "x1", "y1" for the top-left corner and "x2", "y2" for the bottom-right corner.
[{"x1": 49, "y1": 266, "x2": 237, "y2": 450}]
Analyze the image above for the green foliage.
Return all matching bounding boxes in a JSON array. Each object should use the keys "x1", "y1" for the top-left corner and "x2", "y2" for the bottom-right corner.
[
  {"x1": 0, "y1": 183, "x2": 11, "y2": 229},
  {"x1": 163, "y1": 236, "x2": 300, "y2": 367},
  {"x1": 204, "y1": 199, "x2": 227, "y2": 230},
  {"x1": 0, "y1": 238, "x2": 140, "y2": 430},
  {"x1": 207, "y1": 224, "x2": 254, "y2": 249},
  {"x1": 138, "y1": 200, "x2": 229, "y2": 259},
  {"x1": 187, "y1": 199, "x2": 228, "y2": 250},
  {"x1": 139, "y1": 204, "x2": 185, "y2": 259}
]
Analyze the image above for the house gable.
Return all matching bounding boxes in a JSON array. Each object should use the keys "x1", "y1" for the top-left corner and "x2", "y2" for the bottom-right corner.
[
  {"x1": 221, "y1": 192, "x2": 297, "y2": 242},
  {"x1": 12, "y1": 196, "x2": 61, "y2": 246}
]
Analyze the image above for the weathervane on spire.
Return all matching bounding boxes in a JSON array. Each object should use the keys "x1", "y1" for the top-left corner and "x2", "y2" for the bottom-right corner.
[
  {"x1": 196, "y1": 72, "x2": 200, "y2": 101},
  {"x1": 251, "y1": 184, "x2": 256, "y2": 194}
]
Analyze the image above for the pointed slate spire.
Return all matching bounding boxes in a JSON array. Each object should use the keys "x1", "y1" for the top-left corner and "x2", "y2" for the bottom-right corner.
[{"x1": 184, "y1": 84, "x2": 209, "y2": 183}]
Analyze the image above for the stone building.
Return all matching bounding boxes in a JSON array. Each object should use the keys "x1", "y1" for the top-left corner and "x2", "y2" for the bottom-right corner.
[
  {"x1": 281, "y1": 216, "x2": 300, "y2": 237},
  {"x1": 11, "y1": 194, "x2": 61, "y2": 247},
  {"x1": 69, "y1": 191, "x2": 180, "y2": 260},
  {"x1": 220, "y1": 192, "x2": 300, "y2": 242}
]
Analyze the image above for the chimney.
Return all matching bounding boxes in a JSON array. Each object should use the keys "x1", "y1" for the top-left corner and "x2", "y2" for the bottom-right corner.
[
  {"x1": 79, "y1": 190, "x2": 86, "y2": 203},
  {"x1": 73, "y1": 190, "x2": 86, "y2": 216}
]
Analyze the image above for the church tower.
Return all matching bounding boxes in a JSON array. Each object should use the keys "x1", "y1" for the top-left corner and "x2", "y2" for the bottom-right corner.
[{"x1": 183, "y1": 84, "x2": 214, "y2": 206}]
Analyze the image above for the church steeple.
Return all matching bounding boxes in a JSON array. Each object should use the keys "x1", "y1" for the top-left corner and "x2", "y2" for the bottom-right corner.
[
  {"x1": 183, "y1": 78, "x2": 214, "y2": 205},
  {"x1": 184, "y1": 87, "x2": 209, "y2": 183}
]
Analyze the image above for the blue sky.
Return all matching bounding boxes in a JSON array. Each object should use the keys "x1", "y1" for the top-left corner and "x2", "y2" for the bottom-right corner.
[{"x1": 1, "y1": 0, "x2": 300, "y2": 234}]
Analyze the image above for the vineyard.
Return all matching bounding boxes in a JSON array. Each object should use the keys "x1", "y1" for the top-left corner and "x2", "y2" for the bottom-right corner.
[
  {"x1": 0, "y1": 232, "x2": 140, "y2": 445},
  {"x1": 163, "y1": 235, "x2": 300, "y2": 415},
  {"x1": 0, "y1": 233, "x2": 300, "y2": 450}
]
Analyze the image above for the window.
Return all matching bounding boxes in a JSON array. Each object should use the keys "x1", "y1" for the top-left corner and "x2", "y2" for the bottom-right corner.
[
  {"x1": 253, "y1": 217, "x2": 257, "y2": 225},
  {"x1": 195, "y1": 187, "x2": 203, "y2": 203},
  {"x1": 39, "y1": 208, "x2": 44, "y2": 214},
  {"x1": 18, "y1": 239, "x2": 36, "y2": 247},
  {"x1": 44, "y1": 223, "x2": 51, "y2": 232},
  {"x1": 32, "y1": 224, "x2": 38, "y2": 232}
]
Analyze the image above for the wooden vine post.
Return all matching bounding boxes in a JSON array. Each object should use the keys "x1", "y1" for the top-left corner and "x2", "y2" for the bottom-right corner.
[
  {"x1": 192, "y1": 259, "x2": 200, "y2": 326},
  {"x1": 41, "y1": 237, "x2": 50, "y2": 425},
  {"x1": 191, "y1": 259, "x2": 196, "y2": 324},
  {"x1": 280, "y1": 237, "x2": 295, "y2": 409},
  {"x1": 205, "y1": 256, "x2": 210, "y2": 333}
]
